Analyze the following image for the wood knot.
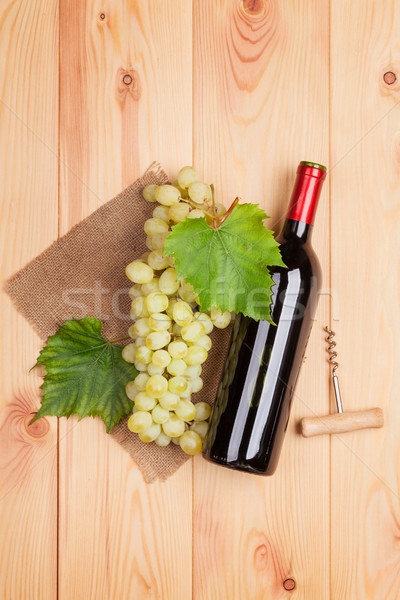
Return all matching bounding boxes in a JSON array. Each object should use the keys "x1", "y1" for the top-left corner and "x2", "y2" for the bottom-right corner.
[
  {"x1": 283, "y1": 578, "x2": 296, "y2": 591},
  {"x1": 254, "y1": 543, "x2": 269, "y2": 569},
  {"x1": 241, "y1": 0, "x2": 265, "y2": 16},
  {"x1": 24, "y1": 412, "x2": 50, "y2": 438},
  {"x1": 383, "y1": 71, "x2": 396, "y2": 85},
  {"x1": 117, "y1": 69, "x2": 141, "y2": 101},
  {"x1": 99, "y1": 12, "x2": 106, "y2": 21}
]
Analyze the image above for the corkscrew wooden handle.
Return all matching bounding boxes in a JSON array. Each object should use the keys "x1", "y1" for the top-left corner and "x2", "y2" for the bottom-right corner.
[{"x1": 301, "y1": 408, "x2": 384, "y2": 438}]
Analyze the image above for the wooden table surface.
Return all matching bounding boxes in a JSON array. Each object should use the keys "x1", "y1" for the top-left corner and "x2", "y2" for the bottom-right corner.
[{"x1": 1, "y1": 1, "x2": 399, "y2": 598}]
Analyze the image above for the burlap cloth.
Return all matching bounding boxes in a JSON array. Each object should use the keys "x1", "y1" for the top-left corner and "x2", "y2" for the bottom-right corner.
[{"x1": 5, "y1": 162, "x2": 232, "y2": 483}]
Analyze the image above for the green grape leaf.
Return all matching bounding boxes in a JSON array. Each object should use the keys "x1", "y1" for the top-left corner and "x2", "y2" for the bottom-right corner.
[
  {"x1": 164, "y1": 203, "x2": 285, "y2": 322},
  {"x1": 31, "y1": 318, "x2": 137, "y2": 432}
]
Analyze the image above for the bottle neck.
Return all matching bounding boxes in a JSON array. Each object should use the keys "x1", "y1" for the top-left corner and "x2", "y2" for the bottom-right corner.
[
  {"x1": 281, "y1": 219, "x2": 313, "y2": 243},
  {"x1": 281, "y1": 161, "x2": 326, "y2": 243}
]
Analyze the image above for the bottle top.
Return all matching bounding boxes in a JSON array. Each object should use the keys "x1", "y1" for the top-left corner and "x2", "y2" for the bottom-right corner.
[{"x1": 286, "y1": 161, "x2": 327, "y2": 225}]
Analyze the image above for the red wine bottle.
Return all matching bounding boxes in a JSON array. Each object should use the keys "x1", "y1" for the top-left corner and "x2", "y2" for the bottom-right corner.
[{"x1": 203, "y1": 161, "x2": 326, "y2": 475}]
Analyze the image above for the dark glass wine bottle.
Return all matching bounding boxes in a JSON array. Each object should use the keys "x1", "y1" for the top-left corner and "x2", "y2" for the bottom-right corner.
[{"x1": 203, "y1": 161, "x2": 326, "y2": 475}]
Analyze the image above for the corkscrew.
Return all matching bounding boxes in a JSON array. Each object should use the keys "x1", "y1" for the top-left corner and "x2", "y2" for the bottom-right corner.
[{"x1": 300, "y1": 326, "x2": 384, "y2": 437}]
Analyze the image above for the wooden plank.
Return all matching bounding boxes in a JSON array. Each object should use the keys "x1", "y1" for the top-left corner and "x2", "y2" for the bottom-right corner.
[
  {"x1": 0, "y1": 1, "x2": 59, "y2": 598},
  {"x1": 58, "y1": 1, "x2": 193, "y2": 598},
  {"x1": 192, "y1": 1, "x2": 330, "y2": 598},
  {"x1": 330, "y1": 1, "x2": 400, "y2": 598}
]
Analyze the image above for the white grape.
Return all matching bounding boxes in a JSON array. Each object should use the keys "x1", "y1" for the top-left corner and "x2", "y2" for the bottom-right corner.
[
  {"x1": 153, "y1": 205, "x2": 170, "y2": 221},
  {"x1": 162, "y1": 414, "x2": 186, "y2": 438},
  {"x1": 125, "y1": 380, "x2": 138, "y2": 401},
  {"x1": 210, "y1": 307, "x2": 232, "y2": 329},
  {"x1": 168, "y1": 376, "x2": 188, "y2": 395},
  {"x1": 142, "y1": 184, "x2": 158, "y2": 203},
  {"x1": 149, "y1": 232, "x2": 168, "y2": 251},
  {"x1": 178, "y1": 281, "x2": 197, "y2": 303},
  {"x1": 185, "y1": 345, "x2": 208, "y2": 365},
  {"x1": 184, "y1": 364, "x2": 202, "y2": 379},
  {"x1": 180, "y1": 381, "x2": 192, "y2": 398},
  {"x1": 144, "y1": 217, "x2": 169, "y2": 237},
  {"x1": 155, "y1": 432, "x2": 171, "y2": 447},
  {"x1": 133, "y1": 318, "x2": 152, "y2": 337},
  {"x1": 135, "y1": 345, "x2": 153, "y2": 364},
  {"x1": 131, "y1": 296, "x2": 149, "y2": 318},
  {"x1": 155, "y1": 184, "x2": 180, "y2": 206},
  {"x1": 190, "y1": 377, "x2": 203, "y2": 393},
  {"x1": 194, "y1": 401, "x2": 212, "y2": 421},
  {"x1": 194, "y1": 312, "x2": 213, "y2": 334},
  {"x1": 175, "y1": 399, "x2": 196, "y2": 422},
  {"x1": 128, "y1": 411, "x2": 153, "y2": 433},
  {"x1": 152, "y1": 349, "x2": 171, "y2": 368},
  {"x1": 173, "y1": 181, "x2": 188, "y2": 198},
  {"x1": 177, "y1": 166, "x2": 198, "y2": 189},
  {"x1": 188, "y1": 181, "x2": 212, "y2": 203},
  {"x1": 190, "y1": 420, "x2": 208, "y2": 440},
  {"x1": 172, "y1": 323, "x2": 182, "y2": 336},
  {"x1": 159, "y1": 268, "x2": 179, "y2": 295},
  {"x1": 126, "y1": 261, "x2": 154, "y2": 284},
  {"x1": 173, "y1": 301, "x2": 193, "y2": 327},
  {"x1": 132, "y1": 373, "x2": 149, "y2": 391},
  {"x1": 187, "y1": 209, "x2": 205, "y2": 219},
  {"x1": 148, "y1": 249, "x2": 171, "y2": 271},
  {"x1": 122, "y1": 343, "x2": 136, "y2": 363},
  {"x1": 196, "y1": 334, "x2": 212, "y2": 351},
  {"x1": 147, "y1": 363, "x2": 165, "y2": 376},
  {"x1": 134, "y1": 360, "x2": 148, "y2": 372},
  {"x1": 141, "y1": 278, "x2": 160, "y2": 296},
  {"x1": 168, "y1": 340, "x2": 188, "y2": 359},
  {"x1": 158, "y1": 391, "x2": 180, "y2": 410},
  {"x1": 146, "y1": 291, "x2": 169, "y2": 313},
  {"x1": 128, "y1": 323, "x2": 136, "y2": 338},
  {"x1": 152, "y1": 404, "x2": 170, "y2": 425},
  {"x1": 139, "y1": 423, "x2": 161, "y2": 443},
  {"x1": 165, "y1": 299, "x2": 176, "y2": 318},
  {"x1": 134, "y1": 336, "x2": 146, "y2": 347},
  {"x1": 146, "y1": 374, "x2": 168, "y2": 398},
  {"x1": 181, "y1": 321, "x2": 205, "y2": 343},
  {"x1": 167, "y1": 358, "x2": 187, "y2": 376},
  {"x1": 128, "y1": 285, "x2": 142, "y2": 299},
  {"x1": 148, "y1": 312, "x2": 171, "y2": 331},
  {"x1": 214, "y1": 202, "x2": 226, "y2": 217},
  {"x1": 168, "y1": 202, "x2": 190, "y2": 223},
  {"x1": 146, "y1": 330, "x2": 171, "y2": 350},
  {"x1": 134, "y1": 392, "x2": 157, "y2": 411},
  {"x1": 179, "y1": 430, "x2": 202, "y2": 455},
  {"x1": 166, "y1": 255, "x2": 175, "y2": 268},
  {"x1": 146, "y1": 236, "x2": 155, "y2": 251}
]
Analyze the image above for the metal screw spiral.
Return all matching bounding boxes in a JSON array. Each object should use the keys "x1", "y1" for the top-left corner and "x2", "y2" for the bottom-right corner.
[{"x1": 325, "y1": 326, "x2": 339, "y2": 375}]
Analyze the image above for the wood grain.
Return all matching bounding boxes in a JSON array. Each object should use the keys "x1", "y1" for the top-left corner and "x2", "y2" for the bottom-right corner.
[
  {"x1": 192, "y1": 1, "x2": 330, "y2": 598},
  {"x1": 58, "y1": 1, "x2": 193, "y2": 599},
  {"x1": 1, "y1": 0, "x2": 400, "y2": 598},
  {"x1": 330, "y1": 1, "x2": 400, "y2": 598},
  {"x1": 0, "y1": 1, "x2": 59, "y2": 598}
]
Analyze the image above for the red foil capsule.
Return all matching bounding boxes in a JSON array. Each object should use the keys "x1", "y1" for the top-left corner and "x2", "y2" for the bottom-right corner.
[{"x1": 286, "y1": 161, "x2": 327, "y2": 226}]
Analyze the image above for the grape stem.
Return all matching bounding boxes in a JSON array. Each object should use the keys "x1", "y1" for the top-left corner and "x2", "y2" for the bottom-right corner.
[
  {"x1": 108, "y1": 336, "x2": 131, "y2": 344},
  {"x1": 180, "y1": 190, "x2": 240, "y2": 229},
  {"x1": 217, "y1": 197, "x2": 239, "y2": 226},
  {"x1": 210, "y1": 184, "x2": 217, "y2": 229},
  {"x1": 180, "y1": 196, "x2": 215, "y2": 220}
]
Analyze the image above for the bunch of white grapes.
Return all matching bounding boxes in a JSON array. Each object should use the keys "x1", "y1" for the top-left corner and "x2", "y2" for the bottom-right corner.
[{"x1": 122, "y1": 166, "x2": 232, "y2": 455}]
